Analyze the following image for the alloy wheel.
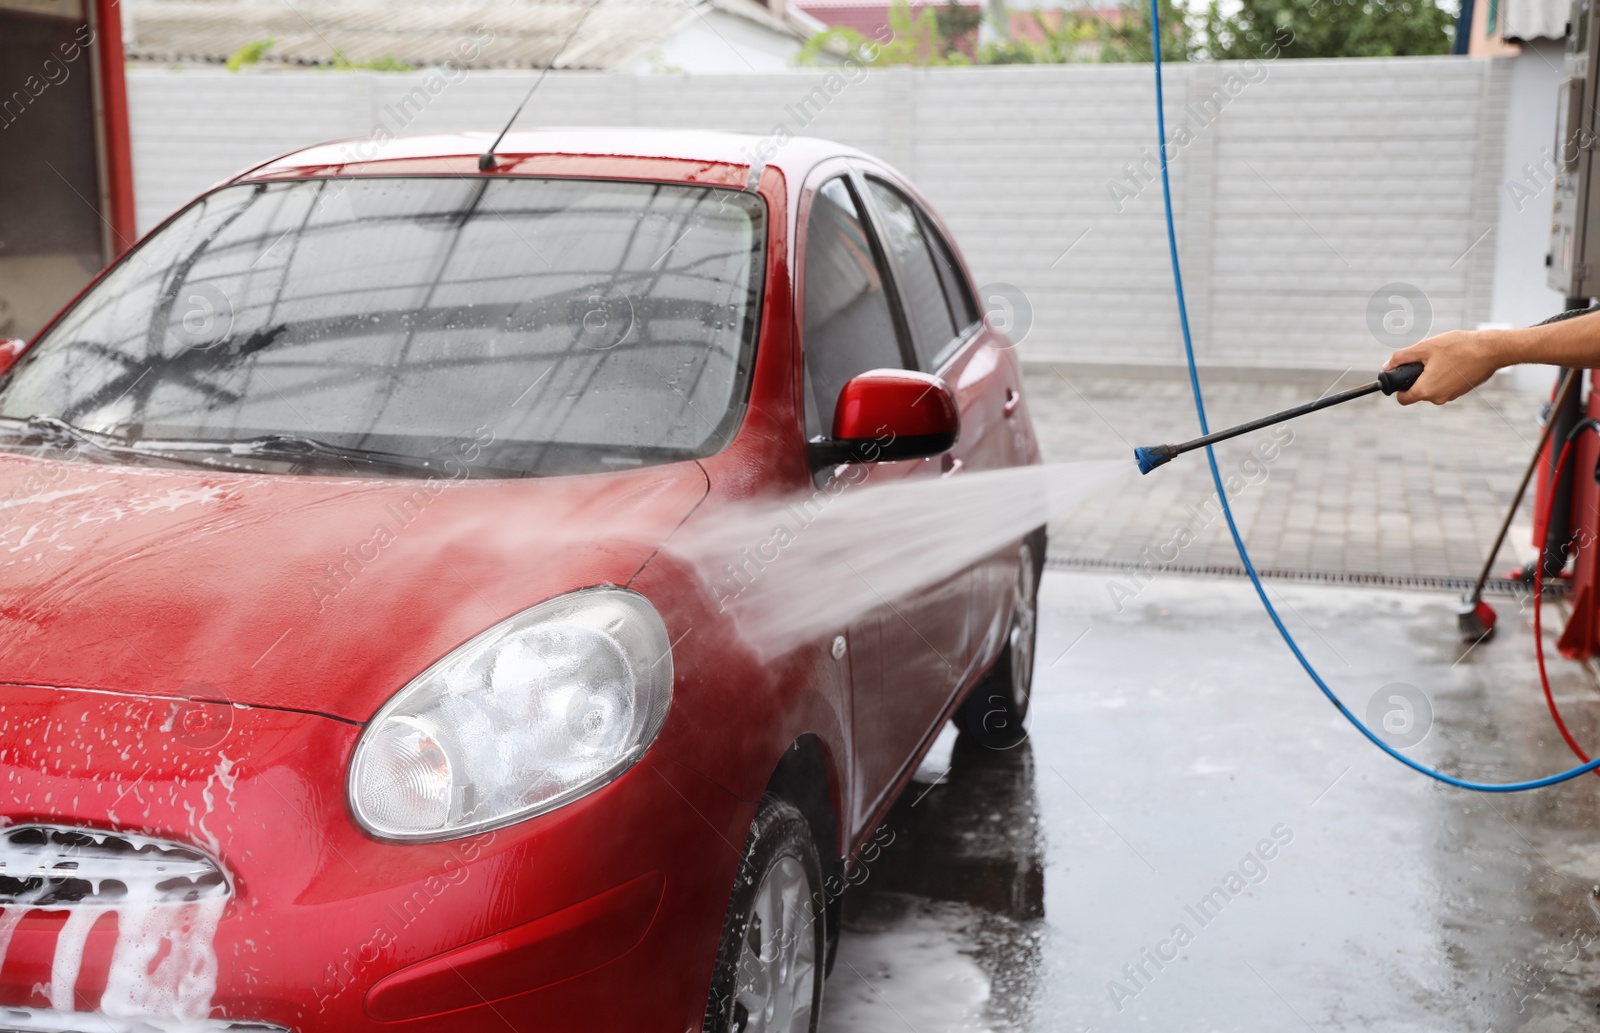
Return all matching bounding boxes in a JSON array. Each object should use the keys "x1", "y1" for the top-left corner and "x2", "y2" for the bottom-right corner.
[{"x1": 731, "y1": 854, "x2": 818, "y2": 1033}]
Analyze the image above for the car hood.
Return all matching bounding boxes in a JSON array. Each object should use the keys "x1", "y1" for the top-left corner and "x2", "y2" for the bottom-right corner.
[{"x1": 0, "y1": 453, "x2": 708, "y2": 722}]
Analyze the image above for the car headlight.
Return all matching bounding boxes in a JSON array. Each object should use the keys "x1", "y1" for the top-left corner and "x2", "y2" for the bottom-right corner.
[{"x1": 348, "y1": 588, "x2": 673, "y2": 841}]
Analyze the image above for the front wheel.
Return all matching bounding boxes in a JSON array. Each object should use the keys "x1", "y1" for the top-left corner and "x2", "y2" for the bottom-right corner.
[
  {"x1": 957, "y1": 540, "x2": 1039, "y2": 749},
  {"x1": 703, "y1": 795, "x2": 824, "y2": 1033}
]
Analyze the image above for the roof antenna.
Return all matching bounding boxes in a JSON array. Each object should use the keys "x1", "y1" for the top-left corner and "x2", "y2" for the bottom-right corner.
[{"x1": 478, "y1": 0, "x2": 607, "y2": 172}]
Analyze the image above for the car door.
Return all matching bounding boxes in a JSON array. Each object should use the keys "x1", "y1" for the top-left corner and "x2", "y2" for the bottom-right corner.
[
  {"x1": 796, "y1": 169, "x2": 968, "y2": 832},
  {"x1": 853, "y1": 173, "x2": 988, "y2": 680},
  {"x1": 858, "y1": 173, "x2": 1026, "y2": 677}
]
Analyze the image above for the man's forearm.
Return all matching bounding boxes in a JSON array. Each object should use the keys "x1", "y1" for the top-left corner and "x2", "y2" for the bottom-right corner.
[
  {"x1": 1385, "y1": 309, "x2": 1600, "y2": 405},
  {"x1": 1498, "y1": 310, "x2": 1600, "y2": 369}
]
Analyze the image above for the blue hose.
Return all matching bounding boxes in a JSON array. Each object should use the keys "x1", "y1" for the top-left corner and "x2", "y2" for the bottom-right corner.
[{"x1": 1146, "y1": 3, "x2": 1600, "y2": 791}]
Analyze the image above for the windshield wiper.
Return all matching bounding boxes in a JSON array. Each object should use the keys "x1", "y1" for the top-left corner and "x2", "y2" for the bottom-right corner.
[
  {"x1": 137, "y1": 433, "x2": 451, "y2": 475},
  {"x1": 0, "y1": 415, "x2": 276, "y2": 472},
  {"x1": 0, "y1": 419, "x2": 506, "y2": 478},
  {"x1": 0, "y1": 415, "x2": 136, "y2": 457}
]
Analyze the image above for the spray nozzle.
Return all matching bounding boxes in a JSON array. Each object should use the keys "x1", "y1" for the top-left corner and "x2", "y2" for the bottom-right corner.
[
  {"x1": 1133, "y1": 446, "x2": 1176, "y2": 475},
  {"x1": 1132, "y1": 363, "x2": 1426, "y2": 475}
]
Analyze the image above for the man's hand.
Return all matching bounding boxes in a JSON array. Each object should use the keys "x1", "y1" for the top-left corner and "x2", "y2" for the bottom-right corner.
[
  {"x1": 1385, "y1": 329, "x2": 1506, "y2": 405},
  {"x1": 1386, "y1": 310, "x2": 1600, "y2": 403}
]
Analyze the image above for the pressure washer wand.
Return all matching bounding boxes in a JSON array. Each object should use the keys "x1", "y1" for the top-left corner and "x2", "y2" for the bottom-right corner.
[{"x1": 1133, "y1": 363, "x2": 1424, "y2": 475}]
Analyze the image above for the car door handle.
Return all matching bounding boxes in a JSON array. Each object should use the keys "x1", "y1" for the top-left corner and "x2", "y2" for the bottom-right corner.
[
  {"x1": 941, "y1": 454, "x2": 963, "y2": 476},
  {"x1": 1003, "y1": 388, "x2": 1021, "y2": 417}
]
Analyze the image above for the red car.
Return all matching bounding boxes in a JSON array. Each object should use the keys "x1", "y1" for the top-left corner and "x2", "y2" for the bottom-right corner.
[{"x1": 0, "y1": 129, "x2": 1042, "y2": 1033}]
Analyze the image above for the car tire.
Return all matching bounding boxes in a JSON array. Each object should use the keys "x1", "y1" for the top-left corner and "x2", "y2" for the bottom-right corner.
[
  {"x1": 703, "y1": 794, "x2": 824, "y2": 1033},
  {"x1": 957, "y1": 539, "x2": 1039, "y2": 750}
]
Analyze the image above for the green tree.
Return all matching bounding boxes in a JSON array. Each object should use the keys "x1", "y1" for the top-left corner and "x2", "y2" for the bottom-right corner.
[
  {"x1": 935, "y1": 0, "x2": 984, "y2": 57},
  {"x1": 978, "y1": 8, "x2": 1103, "y2": 63},
  {"x1": 1097, "y1": 0, "x2": 1194, "y2": 62},
  {"x1": 798, "y1": 0, "x2": 970, "y2": 65},
  {"x1": 1204, "y1": 0, "x2": 1454, "y2": 59},
  {"x1": 225, "y1": 38, "x2": 275, "y2": 71},
  {"x1": 328, "y1": 48, "x2": 414, "y2": 71}
]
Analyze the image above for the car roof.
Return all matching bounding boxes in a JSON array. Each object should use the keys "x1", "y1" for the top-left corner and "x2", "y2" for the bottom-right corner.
[{"x1": 242, "y1": 128, "x2": 872, "y2": 185}]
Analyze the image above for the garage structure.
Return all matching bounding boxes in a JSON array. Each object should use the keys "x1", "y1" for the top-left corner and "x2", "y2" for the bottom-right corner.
[{"x1": 0, "y1": 0, "x2": 135, "y2": 341}]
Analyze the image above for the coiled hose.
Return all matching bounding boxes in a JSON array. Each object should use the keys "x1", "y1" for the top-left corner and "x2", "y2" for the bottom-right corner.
[{"x1": 1147, "y1": 0, "x2": 1600, "y2": 790}]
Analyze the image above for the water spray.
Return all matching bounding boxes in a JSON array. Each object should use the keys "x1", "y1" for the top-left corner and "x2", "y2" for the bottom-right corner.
[{"x1": 1132, "y1": 363, "x2": 1422, "y2": 475}]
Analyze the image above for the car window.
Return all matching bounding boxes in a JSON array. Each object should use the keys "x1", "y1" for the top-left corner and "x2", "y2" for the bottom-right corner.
[
  {"x1": 802, "y1": 176, "x2": 906, "y2": 439},
  {"x1": 0, "y1": 177, "x2": 767, "y2": 477},
  {"x1": 919, "y1": 210, "x2": 979, "y2": 332},
  {"x1": 862, "y1": 178, "x2": 957, "y2": 371}
]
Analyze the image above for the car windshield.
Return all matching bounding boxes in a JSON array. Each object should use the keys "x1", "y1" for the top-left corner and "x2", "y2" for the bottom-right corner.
[{"x1": 0, "y1": 175, "x2": 767, "y2": 477}]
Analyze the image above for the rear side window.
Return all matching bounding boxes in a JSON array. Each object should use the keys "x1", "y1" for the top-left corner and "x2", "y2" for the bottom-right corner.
[
  {"x1": 863, "y1": 178, "x2": 956, "y2": 371},
  {"x1": 920, "y1": 211, "x2": 979, "y2": 332},
  {"x1": 801, "y1": 177, "x2": 905, "y2": 438}
]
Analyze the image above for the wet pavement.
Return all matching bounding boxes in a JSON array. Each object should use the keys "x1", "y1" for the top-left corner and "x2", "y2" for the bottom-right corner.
[{"x1": 822, "y1": 569, "x2": 1600, "y2": 1032}]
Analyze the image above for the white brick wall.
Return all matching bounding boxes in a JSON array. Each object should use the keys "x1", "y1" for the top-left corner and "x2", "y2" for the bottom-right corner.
[{"x1": 128, "y1": 57, "x2": 1510, "y2": 371}]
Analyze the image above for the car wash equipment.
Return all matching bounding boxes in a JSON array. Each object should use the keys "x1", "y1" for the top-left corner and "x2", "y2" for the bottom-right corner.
[
  {"x1": 1132, "y1": 363, "x2": 1423, "y2": 475},
  {"x1": 1524, "y1": 313, "x2": 1598, "y2": 586},
  {"x1": 1455, "y1": 367, "x2": 1580, "y2": 643},
  {"x1": 1532, "y1": 418, "x2": 1600, "y2": 776},
  {"x1": 1538, "y1": 367, "x2": 1600, "y2": 659},
  {"x1": 1147, "y1": 0, "x2": 1600, "y2": 790}
]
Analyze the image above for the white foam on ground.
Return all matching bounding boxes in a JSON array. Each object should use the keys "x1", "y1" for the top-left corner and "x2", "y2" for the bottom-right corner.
[{"x1": 821, "y1": 900, "x2": 997, "y2": 1032}]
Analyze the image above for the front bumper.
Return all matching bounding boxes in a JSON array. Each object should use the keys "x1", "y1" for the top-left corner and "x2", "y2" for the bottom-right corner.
[
  {"x1": 0, "y1": 684, "x2": 749, "y2": 1032},
  {"x1": 0, "y1": 1008, "x2": 288, "y2": 1032}
]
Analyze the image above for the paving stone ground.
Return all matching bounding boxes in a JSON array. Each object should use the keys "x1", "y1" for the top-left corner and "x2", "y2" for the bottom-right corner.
[{"x1": 1024, "y1": 366, "x2": 1555, "y2": 580}]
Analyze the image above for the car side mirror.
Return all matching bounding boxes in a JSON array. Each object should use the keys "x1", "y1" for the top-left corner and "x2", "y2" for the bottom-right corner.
[
  {"x1": 808, "y1": 369, "x2": 960, "y2": 467},
  {"x1": 0, "y1": 339, "x2": 26, "y2": 378}
]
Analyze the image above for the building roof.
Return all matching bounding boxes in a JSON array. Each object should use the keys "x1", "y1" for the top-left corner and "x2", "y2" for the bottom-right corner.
[{"x1": 123, "y1": 0, "x2": 818, "y2": 70}]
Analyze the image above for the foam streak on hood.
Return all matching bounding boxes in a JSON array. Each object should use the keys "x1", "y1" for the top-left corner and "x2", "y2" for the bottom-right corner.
[{"x1": 0, "y1": 452, "x2": 708, "y2": 722}]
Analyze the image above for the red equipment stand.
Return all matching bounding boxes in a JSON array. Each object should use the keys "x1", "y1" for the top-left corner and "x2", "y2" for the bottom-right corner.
[{"x1": 1550, "y1": 370, "x2": 1600, "y2": 658}]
